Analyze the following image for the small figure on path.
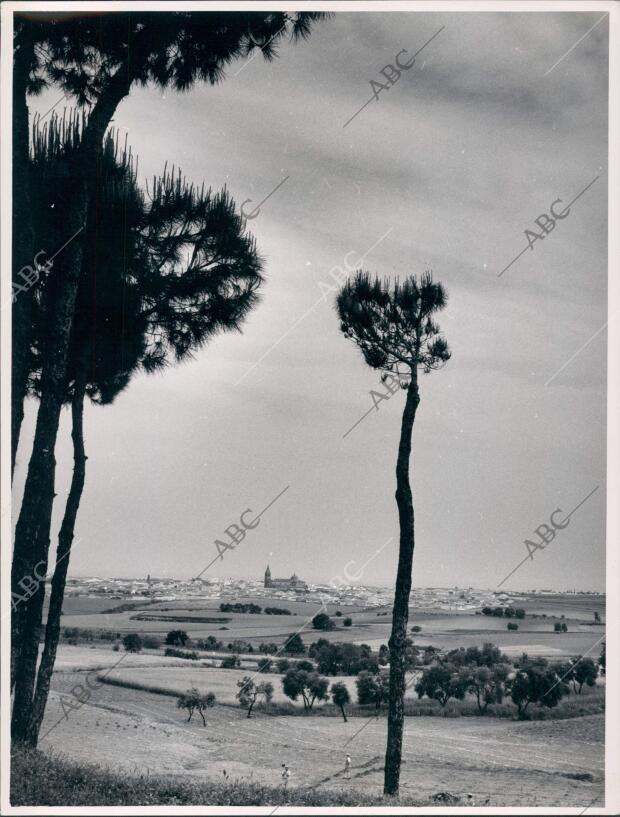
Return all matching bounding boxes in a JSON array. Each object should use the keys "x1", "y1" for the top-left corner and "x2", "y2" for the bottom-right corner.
[
  {"x1": 281, "y1": 763, "x2": 291, "y2": 789},
  {"x1": 344, "y1": 753, "x2": 352, "y2": 779},
  {"x1": 467, "y1": 793, "x2": 476, "y2": 807}
]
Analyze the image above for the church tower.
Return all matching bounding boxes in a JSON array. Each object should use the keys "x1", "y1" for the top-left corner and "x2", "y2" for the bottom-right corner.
[{"x1": 264, "y1": 565, "x2": 272, "y2": 588}]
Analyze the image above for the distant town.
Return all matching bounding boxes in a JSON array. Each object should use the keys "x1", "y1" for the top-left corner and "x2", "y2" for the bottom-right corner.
[{"x1": 61, "y1": 570, "x2": 603, "y2": 610}]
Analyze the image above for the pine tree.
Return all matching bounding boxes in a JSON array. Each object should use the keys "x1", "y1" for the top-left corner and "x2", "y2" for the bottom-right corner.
[
  {"x1": 13, "y1": 114, "x2": 263, "y2": 745},
  {"x1": 336, "y1": 271, "x2": 450, "y2": 796}
]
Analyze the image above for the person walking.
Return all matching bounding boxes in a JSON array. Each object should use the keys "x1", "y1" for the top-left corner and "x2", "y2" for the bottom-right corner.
[
  {"x1": 344, "y1": 754, "x2": 352, "y2": 779},
  {"x1": 281, "y1": 763, "x2": 291, "y2": 789}
]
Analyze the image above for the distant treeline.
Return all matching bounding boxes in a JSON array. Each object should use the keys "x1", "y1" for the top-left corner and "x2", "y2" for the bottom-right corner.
[
  {"x1": 219, "y1": 603, "x2": 292, "y2": 615},
  {"x1": 481, "y1": 606, "x2": 525, "y2": 618},
  {"x1": 131, "y1": 614, "x2": 231, "y2": 623},
  {"x1": 100, "y1": 599, "x2": 163, "y2": 614},
  {"x1": 220, "y1": 603, "x2": 262, "y2": 614}
]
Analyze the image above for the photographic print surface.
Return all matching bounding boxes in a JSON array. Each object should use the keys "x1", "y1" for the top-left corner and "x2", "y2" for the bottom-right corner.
[{"x1": 1, "y1": 2, "x2": 617, "y2": 814}]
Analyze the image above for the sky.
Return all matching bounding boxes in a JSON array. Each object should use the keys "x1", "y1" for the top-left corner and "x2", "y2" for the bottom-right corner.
[{"x1": 14, "y1": 10, "x2": 609, "y2": 591}]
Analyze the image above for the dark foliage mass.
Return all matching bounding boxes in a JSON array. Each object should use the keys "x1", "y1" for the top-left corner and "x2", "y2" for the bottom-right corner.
[
  {"x1": 11, "y1": 9, "x2": 328, "y2": 748},
  {"x1": 220, "y1": 603, "x2": 262, "y2": 614},
  {"x1": 309, "y1": 641, "x2": 379, "y2": 676}
]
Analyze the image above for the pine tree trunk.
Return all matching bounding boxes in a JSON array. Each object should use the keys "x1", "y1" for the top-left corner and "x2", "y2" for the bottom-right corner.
[
  {"x1": 11, "y1": 69, "x2": 132, "y2": 745},
  {"x1": 27, "y1": 375, "x2": 87, "y2": 745},
  {"x1": 384, "y1": 375, "x2": 419, "y2": 797},
  {"x1": 10, "y1": 192, "x2": 87, "y2": 743},
  {"x1": 11, "y1": 30, "x2": 35, "y2": 478}
]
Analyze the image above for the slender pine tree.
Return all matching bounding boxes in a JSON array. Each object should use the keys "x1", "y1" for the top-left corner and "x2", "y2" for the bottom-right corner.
[{"x1": 336, "y1": 271, "x2": 451, "y2": 796}]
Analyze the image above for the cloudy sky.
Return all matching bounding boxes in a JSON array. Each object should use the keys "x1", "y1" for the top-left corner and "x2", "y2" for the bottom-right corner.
[{"x1": 14, "y1": 10, "x2": 609, "y2": 591}]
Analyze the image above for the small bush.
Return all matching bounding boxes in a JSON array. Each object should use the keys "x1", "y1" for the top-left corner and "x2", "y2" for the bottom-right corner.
[
  {"x1": 221, "y1": 654, "x2": 240, "y2": 669},
  {"x1": 165, "y1": 630, "x2": 189, "y2": 647},
  {"x1": 312, "y1": 613, "x2": 334, "y2": 631},
  {"x1": 343, "y1": 617, "x2": 353, "y2": 627},
  {"x1": 123, "y1": 634, "x2": 143, "y2": 653}
]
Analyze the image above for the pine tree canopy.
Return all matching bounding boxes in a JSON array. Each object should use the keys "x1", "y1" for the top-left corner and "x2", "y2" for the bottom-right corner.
[
  {"x1": 17, "y1": 12, "x2": 331, "y2": 103},
  {"x1": 336, "y1": 271, "x2": 451, "y2": 378}
]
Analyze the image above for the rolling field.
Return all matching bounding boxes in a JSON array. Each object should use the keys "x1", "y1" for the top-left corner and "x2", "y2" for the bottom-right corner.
[
  {"x1": 39, "y1": 655, "x2": 605, "y2": 808},
  {"x1": 53, "y1": 591, "x2": 606, "y2": 662},
  {"x1": 103, "y1": 664, "x2": 365, "y2": 705}
]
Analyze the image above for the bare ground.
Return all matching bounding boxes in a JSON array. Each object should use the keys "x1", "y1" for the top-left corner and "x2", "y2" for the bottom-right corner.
[{"x1": 38, "y1": 667, "x2": 604, "y2": 808}]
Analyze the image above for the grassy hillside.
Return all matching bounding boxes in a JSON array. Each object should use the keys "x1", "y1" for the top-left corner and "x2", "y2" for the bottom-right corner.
[{"x1": 11, "y1": 747, "x2": 424, "y2": 806}]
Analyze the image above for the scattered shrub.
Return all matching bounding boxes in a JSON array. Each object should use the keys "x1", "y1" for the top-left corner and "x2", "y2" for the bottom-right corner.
[
  {"x1": 415, "y1": 663, "x2": 468, "y2": 707},
  {"x1": 197, "y1": 636, "x2": 224, "y2": 651},
  {"x1": 509, "y1": 663, "x2": 570, "y2": 718},
  {"x1": 123, "y1": 634, "x2": 143, "y2": 653},
  {"x1": 356, "y1": 671, "x2": 388, "y2": 708},
  {"x1": 165, "y1": 630, "x2": 189, "y2": 647},
  {"x1": 282, "y1": 669, "x2": 329, "y2": 710},
  {"x1": 283, "y1": 633, "x2": 305, "y2": 654},
  {"x1": 221, "y1": 654, "x2": 241, "y2": 669},
  {"x1": 227, "y1": 639, "x2": 252, "y2": 653},
  {"x1": 312, "y1": 641, "x2": 379, "y2": 675},
  {"x1": 177, "y1": 687, "x2": 215, "y2": 725},
  {"x1": 331, "y1": 681, "x2": 350, "y2": 721},
  {"x1": 236, "y1": 677, "x2": 273, "y2": 717},
  {"x1": 312, "y1": 613, "x2": 334, "y2": 631}
]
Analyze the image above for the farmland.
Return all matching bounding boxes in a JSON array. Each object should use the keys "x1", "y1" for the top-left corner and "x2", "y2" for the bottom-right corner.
[
  {"x1": 52, "y1": 590, "x2": 606, "y2": 662},
  {"x1": 37, "y1": 645, "x2": 604, "y2": 807},
  {"x1": 29, "y1": 588, "x2": 605, "y2": 807}
]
